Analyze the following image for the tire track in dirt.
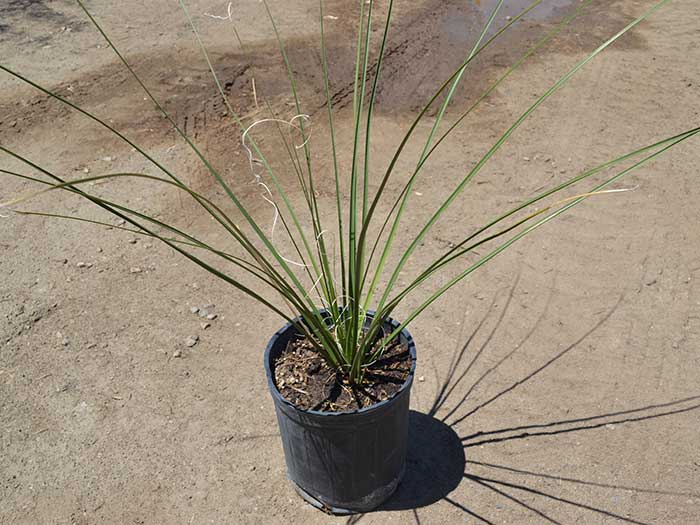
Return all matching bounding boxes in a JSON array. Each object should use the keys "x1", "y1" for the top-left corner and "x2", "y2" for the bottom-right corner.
[{"x1": 1, "y1": 0, "x2": 646, "y2": 145}]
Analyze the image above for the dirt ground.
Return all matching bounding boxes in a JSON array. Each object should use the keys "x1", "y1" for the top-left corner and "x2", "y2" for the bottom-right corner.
[{"x1": 1, "y1": 0, "x2": 699, "y2": 523}]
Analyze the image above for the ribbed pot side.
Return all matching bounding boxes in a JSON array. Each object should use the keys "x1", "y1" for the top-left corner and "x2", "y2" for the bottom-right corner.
[{"x1": 264, "y1": 315, "x2": 417, "y2": 514}]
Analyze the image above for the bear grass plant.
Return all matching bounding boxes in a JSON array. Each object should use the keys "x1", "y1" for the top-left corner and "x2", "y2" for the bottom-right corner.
[{"x1": 1, "y1": 0, "x2": 698, "y2": 387}]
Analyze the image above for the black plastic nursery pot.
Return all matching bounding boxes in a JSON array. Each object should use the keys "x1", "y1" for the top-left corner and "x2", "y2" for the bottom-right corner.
[{"x1": 264, "y1": 314, "x2": 417, "y2": 515}]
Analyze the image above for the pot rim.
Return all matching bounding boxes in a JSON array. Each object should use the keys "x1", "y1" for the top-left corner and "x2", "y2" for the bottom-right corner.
[{"x1": 264, "y1": 311, "x2": 417, "y2": 418}]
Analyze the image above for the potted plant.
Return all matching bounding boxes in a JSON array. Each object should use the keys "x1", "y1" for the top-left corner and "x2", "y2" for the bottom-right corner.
[{"x1": 1, "y1": 0, "x2": 696, "y2": 515}]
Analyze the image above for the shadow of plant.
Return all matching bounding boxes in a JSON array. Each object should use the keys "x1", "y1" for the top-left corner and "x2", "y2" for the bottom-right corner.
[{"x1": 347, "y1": 276, "x2": 699, "y2": 524}]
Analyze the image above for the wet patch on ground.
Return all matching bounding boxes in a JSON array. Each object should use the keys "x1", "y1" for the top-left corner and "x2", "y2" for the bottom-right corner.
[
  {"x1": 471, "y1": 0, "x2": 579, "y2": 22},
  {"x1": 0, "y1": 0, "x2": 650, "y2": 230},
  {"x1": 0, "y1": 0, "x2": 647, "y2": 139},
  {"x1": 0, "y1": 0, "x2": 84, "y2": 43},
  {"x1": 2, "y1": 0, "x2": 62, "y2": 19},
  {"x1": 0, "y1": 0, "x2": 649, "y2": 192}
]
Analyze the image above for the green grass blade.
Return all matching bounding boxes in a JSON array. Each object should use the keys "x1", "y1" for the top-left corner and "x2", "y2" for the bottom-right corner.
[
  {"x1": 361, "y1": 0, "x2": 389, "y2": 223},
  {"x1": 344, "y1": 0, "x2": 371, "y2": 371},
  {"x1": 0, "y1": 143, "x2": 315, "y2": 307},
  {"x1": 0, "y1": 158, "x2": 301, "y2": 300},
  {"x1": 178, "y1": 0, "x2": 323, "y2": 284},
  {"x1": 180, "y1": 0, "x2": 329, "y2": 301},
  {"x1": 360, "y1": 0, "x2": 507, "y2": 311},
  {"x1": 417, "y1": 126, "x2": 700, "y2": 281},
  {"x1": 74, "y1": 0, "x2": 324, "y2": 311},
  {"x1": 0, "y1": 63, "x2": 273, "y2": 274},
  {"x1": 356, "y1": 0, "x2": 396, "y2": 332},
  {"x1": 376, "y1": 0, "x2": 672, "y2": 313},
  {"x1": 359, "y1": 0, "x2": 592, "y2": 298},
  {"x1": 355, "y1": 0, "x2": 544, "y2": 239},
  {"x1": 2, "y1": 150, "x2": 345, "y2": 365},
  {"x1": 353, "y1": 0, "x2": 544, "y2": 320},
  {"x1": 12, "y1": 208, "x2": 279, "y2": 284},
  {"x1": 320, "y1": 0, "x2": 347, "y2": 301},
  {"x1": 349, "y1": 0, "x2": 378, "y2": 378},
  {"x1": 261, "y1": 0, "x2": 339, "y2": 317},
  {"x1": 1, "y1": 156, "x2": 299, "y2": 321},
  {"x1": 379, "y1": 126, "x2": 700, "y2": 343}
]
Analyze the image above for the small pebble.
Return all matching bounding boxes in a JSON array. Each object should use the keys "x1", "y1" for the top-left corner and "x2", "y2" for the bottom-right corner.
[
  {"x1": 76, "y1": 262, "x2": 87, "y2": 268},
  {"x1": 173, "y1": 349, "x2": 182, "y2": 358},
  {"x1": 129, "y1": 267, "x2": 142, "y2": 274},
  {"x1": 198, "y1": 310, "x2": 208, "y2": 318},
  {"x1": 96, "y1": 247, "x2": 103, "y2": 253},
  {"x1": 201, "y1": 322, "x2": 211, "y2": 330},
  {"x1": 189, "y1": 306, "x2": 200, "y2": 314},
  {"x1": 185, "y1": 335, "x2": 199, "y2": 348},
  {"x1": 418, "y1": 376, "x2": 425, "y2": 382},
  {"x1": 128, "y1": 238, "x2": 138, "y2": 244},
  {"x1": 523, "y1": 156, "x2": 530, "y2": 161},
  {"x1": 206, "y1": 313, "x2": 218, "y2": 321}
]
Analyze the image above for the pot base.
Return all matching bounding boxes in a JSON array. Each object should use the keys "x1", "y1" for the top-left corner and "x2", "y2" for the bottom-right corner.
[{"x1": 289, "y1": 465, "x2": 405, "y2": 515}]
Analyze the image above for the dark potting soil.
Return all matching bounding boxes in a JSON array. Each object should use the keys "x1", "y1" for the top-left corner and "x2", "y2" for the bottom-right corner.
[{"x1": 273, "y1": 336, "x2": 413, "y2": 412}]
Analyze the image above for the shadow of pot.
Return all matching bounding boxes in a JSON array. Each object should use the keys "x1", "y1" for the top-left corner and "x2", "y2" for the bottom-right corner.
[{"x1": 380, "y1": 410, "x2": 466, "y2": 511}]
